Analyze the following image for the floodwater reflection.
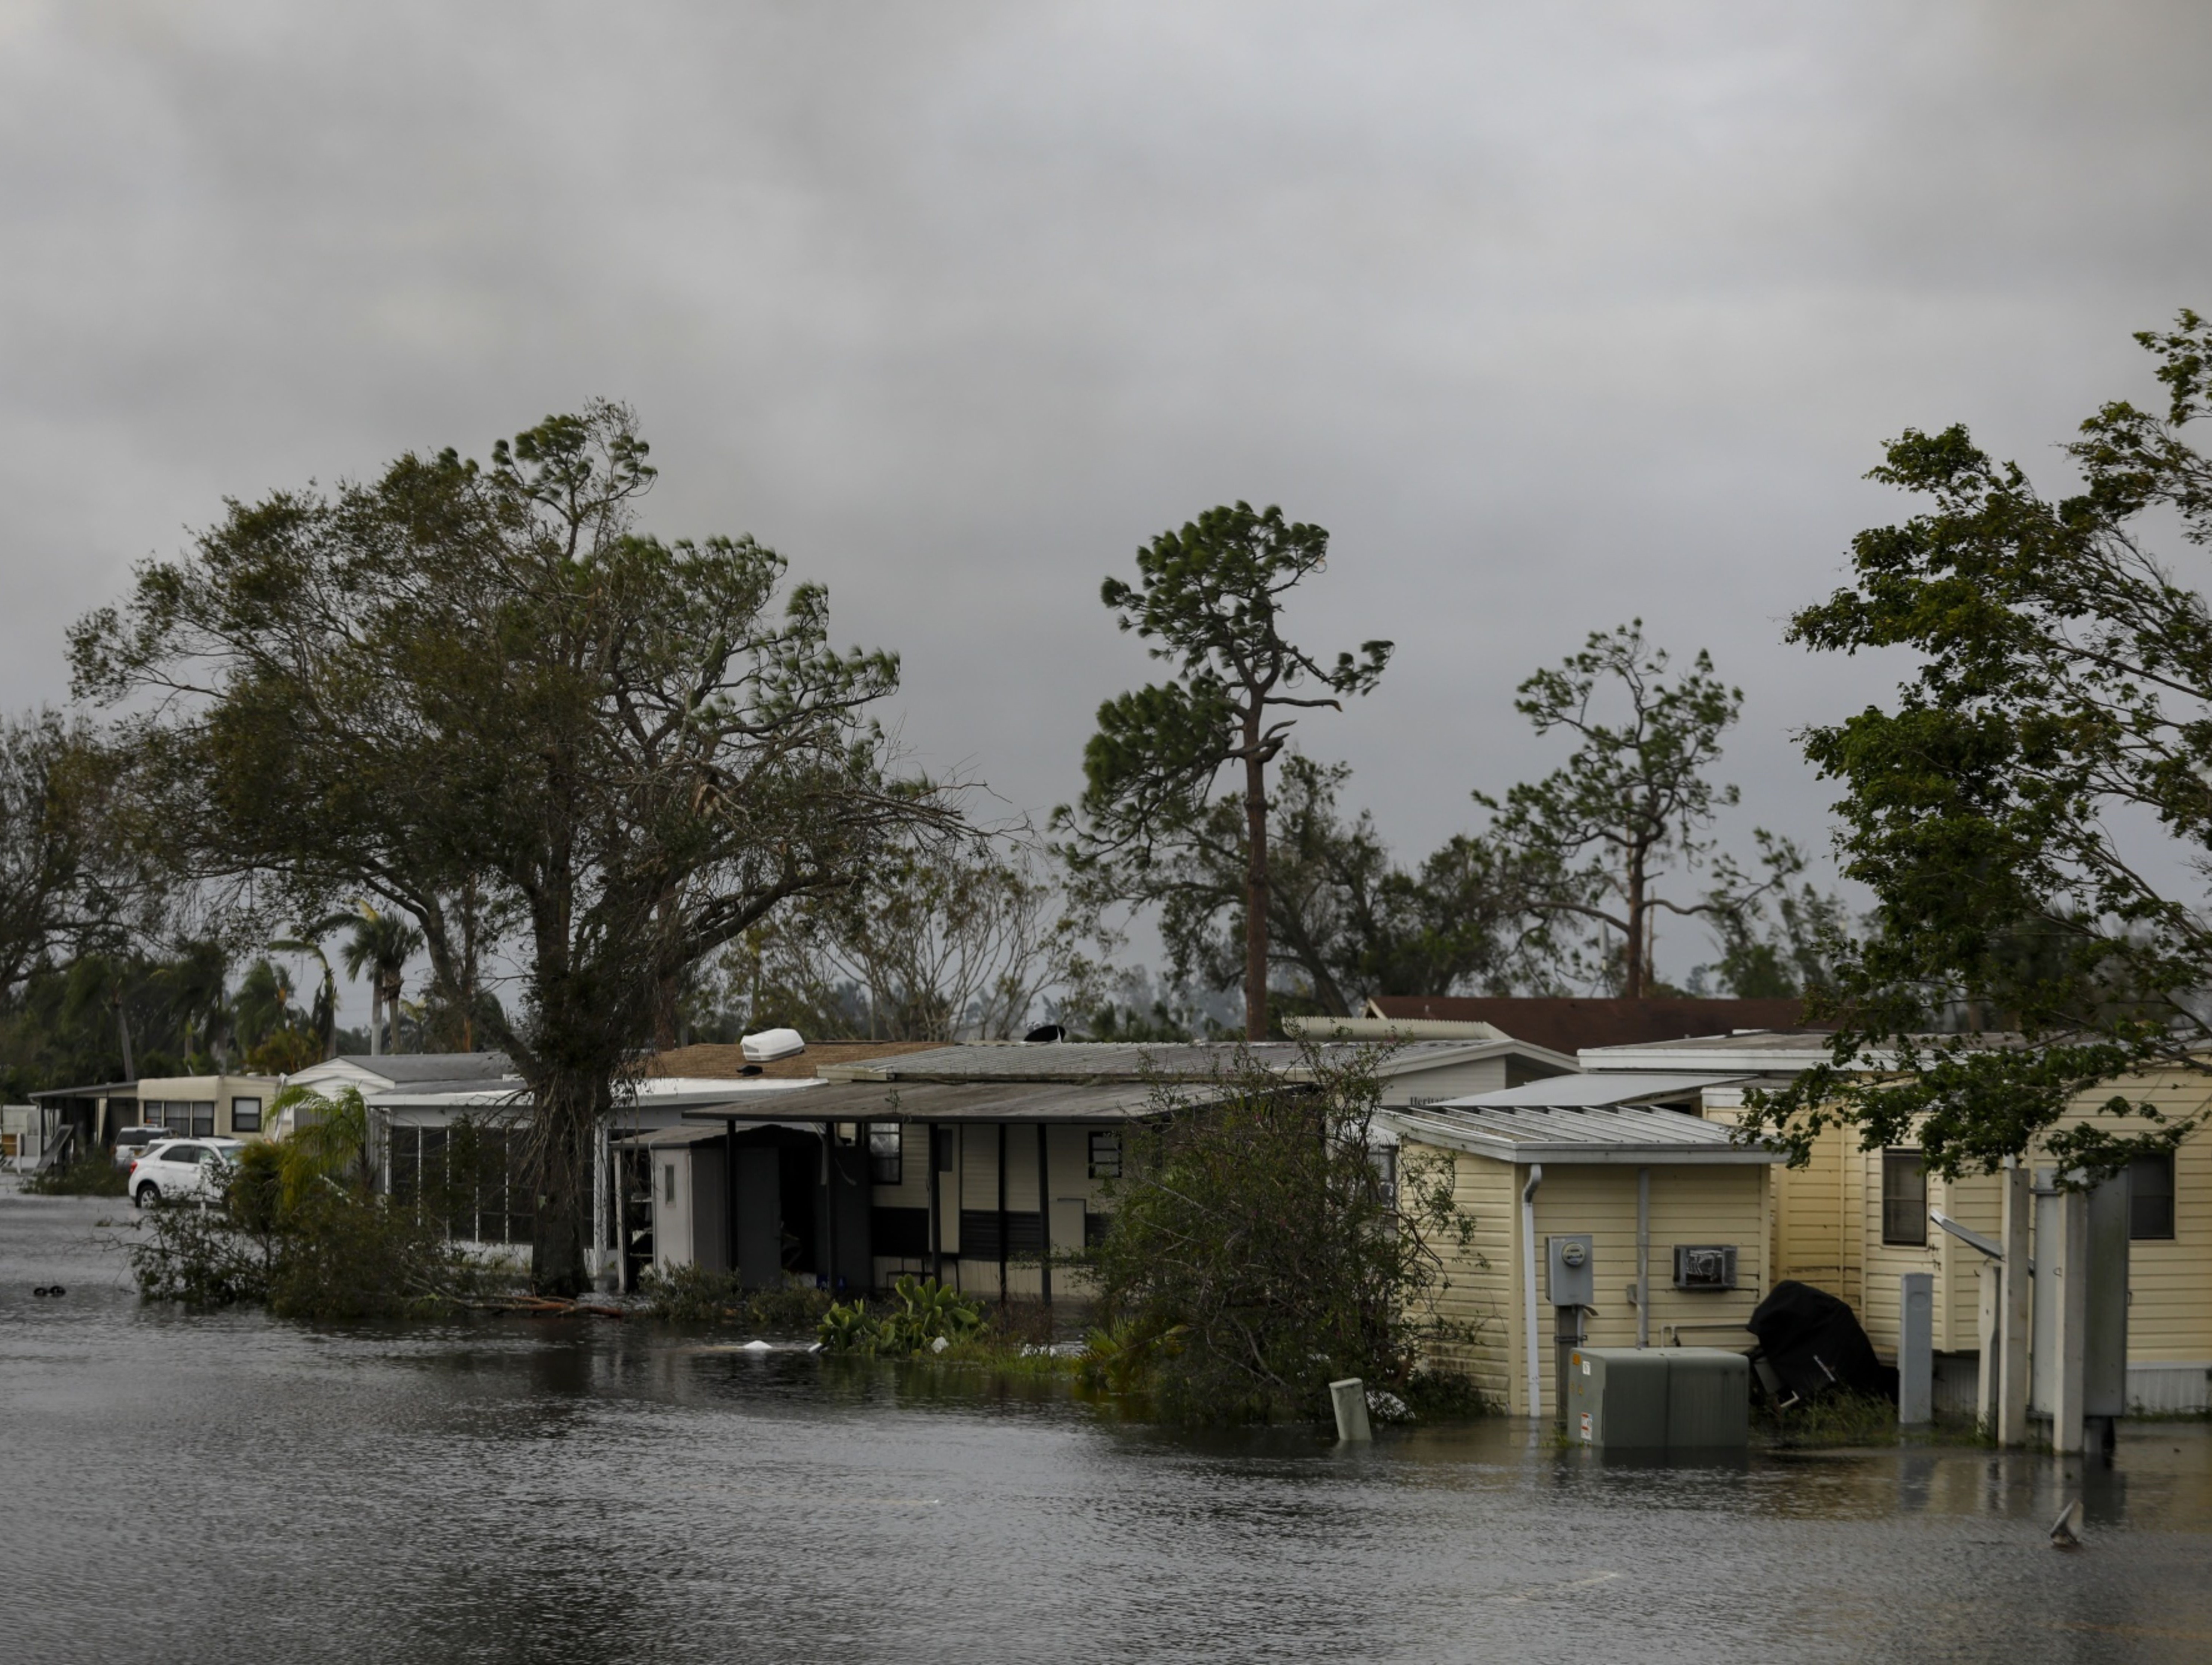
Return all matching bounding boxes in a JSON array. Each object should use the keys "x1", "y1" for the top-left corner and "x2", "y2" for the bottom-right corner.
[{"x1": 3, "y1": 1192, "x2": 2208, "y2": 1664}]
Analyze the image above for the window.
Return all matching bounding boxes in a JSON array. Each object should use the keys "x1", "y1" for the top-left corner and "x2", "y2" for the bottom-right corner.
[
  {"x1": 166, "y1": 1144, "x2": 205, "y2": 1165},
  {"x1": 663, "y1": 1163, "x2": 676, "y2": 1205},
  {"x1": 1087, "y1": 1130, "x2": 1121, "y2": 1181},
  {"x1": 868, "y1": 1124, "x2": 903, "y2": 1185},
  {"x1": 387, "y1": 1123, "x2": 533, "y2": 1245},
  {"x1": 2130, "y1": 1152, "x2": 2177, "y2": 1240},
  {"x1": 1882, "y1": 1149, "x2": 1928, "y2": 1246},
  {"x1": 189, "y1": 1101, "x2": 215, "y2": 1139},
  {"x1": 230, "y1": 1098, "x2": 263, "y2": 1134}
]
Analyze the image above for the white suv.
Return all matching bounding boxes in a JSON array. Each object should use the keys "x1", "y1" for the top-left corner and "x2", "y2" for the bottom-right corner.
[{"x1": 129, "y1": 1139, "x2": 244, "y2": 1208}]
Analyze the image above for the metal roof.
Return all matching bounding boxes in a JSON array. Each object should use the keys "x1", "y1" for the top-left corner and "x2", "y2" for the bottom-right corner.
[
  {"x1": 681, "y1": 1078, "x2": 1192, "y2": 1125},
  {"x1": 822, "y1": 1037, "x2": 1562, "y2": 1083},
  {"x1": 322, "y1": 1053, "x2": 515, "y2": 1082},
  {"x1": 1438, "y1": 1072, "x2": 1749, "y2": 1108},
  {"x1": 1382, "y1": 1098, "x2": 1784, "y2": 1165}
]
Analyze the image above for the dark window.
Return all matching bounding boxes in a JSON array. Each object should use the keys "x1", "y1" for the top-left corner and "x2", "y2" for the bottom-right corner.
[
  {"x1": 189, "y1": 1101, "x2": 215, "y2": 1139},
  {"x1": 2130, "y1": 1153, "x2": 2177, "y2": 1240},
  {"x1": 1882, "y1": 1150, "x2": 1928, "y2": 1246},
  {"x1": 230, "y1": 1098, "x2": 262, "y2": 1134},
  {"x1": 871, "y1": 1206, "x2": 930, "y2": 1257},
  {"x1": 387, "y1": 1123, "x2": 533, "y2": 1246},
  {"x1": 663, "y1": 1163, "x2": 676, "y2": 1205},
  {"x1": 1083, "y1": 1211, "x2": 1111, "y2": 1249},
  {"x1": 868, "y1": 1124, "x2": 902, "y2": 1186},
  {"x1": 936, "y1": 1129, "x2": 955, "y2": 1173},
  {"x1": 1087, "y1": 1130, "x2": 1121, "y2": 1181},
  {"x1": 959, "y1": 1210, "x2": 1042, "y2": 1260},
  {"x1": 167, "y1": 1144, "x2": 205, "y2": 1166}
]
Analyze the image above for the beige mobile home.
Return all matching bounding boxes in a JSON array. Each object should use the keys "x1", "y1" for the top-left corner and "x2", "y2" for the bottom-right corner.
[
  {"x1": 1384, "y1": 1075, "x2": 1784, "y2": 1421},
  {"x1": 1586, "y1": 1030, "x2": 2212, "y2": 1414}
]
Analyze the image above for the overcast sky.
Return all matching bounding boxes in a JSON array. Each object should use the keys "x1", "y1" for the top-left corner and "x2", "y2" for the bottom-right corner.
[{"x1": 4, "y1": 1, "x2": 2209, "y2": 1011}]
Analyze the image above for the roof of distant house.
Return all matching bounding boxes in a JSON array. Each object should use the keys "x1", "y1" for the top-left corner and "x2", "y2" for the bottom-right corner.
[
  {"x1": 818, "y1": 1036, "x2": 1568, "y2": 1083},
  {"x1": 645, "y1": 1040, "x2": 941, "y2": 1081},
  {"x1": 1363, "y1": 995, "x2": 1828, "y2": 1056}
]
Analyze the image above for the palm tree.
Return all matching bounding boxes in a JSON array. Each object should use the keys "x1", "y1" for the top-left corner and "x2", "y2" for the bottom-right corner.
[
  {"x1": 269, "y1": 914, "x2": 350, "y2": 1062},
  {"x1": 341, "y1": 903, "x2": 424, "y2": 1057}
]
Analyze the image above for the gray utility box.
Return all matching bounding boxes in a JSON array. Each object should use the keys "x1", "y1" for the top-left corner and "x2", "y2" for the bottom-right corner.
[{"x1": 1568, "y1": 1347, "x2": 1750, "y2": 1450}]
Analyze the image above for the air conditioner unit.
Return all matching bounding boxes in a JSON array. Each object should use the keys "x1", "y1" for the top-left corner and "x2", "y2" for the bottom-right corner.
[
  {"x1": 1568, "y1": 1347, "x2": 1749, "y2": 1449},
  {"x1": 1673, "y1": 1244, "x2": 1738, "y2": 1291}
]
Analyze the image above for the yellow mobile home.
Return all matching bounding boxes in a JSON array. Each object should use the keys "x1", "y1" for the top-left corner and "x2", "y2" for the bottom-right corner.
[
  {"x1": 1384, "y1": 1074, "x2": 1784, "y2": 1422},
  {"x1": 1586, "y1": 1031, "x2": 2212, "y2": 1414}
]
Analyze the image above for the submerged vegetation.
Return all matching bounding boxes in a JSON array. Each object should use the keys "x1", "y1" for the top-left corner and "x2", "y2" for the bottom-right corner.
[
  {"x1": 1084, "y1": 1044, "x2": 1483, "y2": 1424},
  {"x1": 130, "y1": 1085, "x2": 505, "y2": 1320},
  {"x1": 817, "y1": 1275, "x2": 988, "y2": 1356},
  {"x1": 637, "y1": 1263, "x2": 832, "y2": 1331},
  {"x1": 21, "y1": 1149, "x2": 127, "y2": 1197}
]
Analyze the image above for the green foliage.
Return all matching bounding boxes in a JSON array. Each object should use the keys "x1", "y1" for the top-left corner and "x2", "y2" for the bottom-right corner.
[
  {"x1": 1085, "y1": 1044, "x2": 1479, "y2": 1424},
  {"x1": 72, "y1": 402, "x2": 952, "y2": 1295},
  {"x1": 130, "y1": 1150, "x2": 486, "y2": 1319},
  {"x1": 20, "y1": 1149, "x2": 127, "y2": 1197},
  {"x1": 636, "y1": 1264, "x2": 832, "y2": 1331},
  {"x1": 716, "y1": 838, "x2": 1095, "y2": 1041},
  {"x1": 1760, "y1": 1389, "x2": 1897, "y2": 1450},
  {"x1": 1747, "y1": 313, "x2": 2212, "y2": 1177},
  {"x1": 1476, "y1": 622, "x2": 1815, "y2": 1001},
  {"x1": 1058, "y1": 502, "x2": 1391, "y2": 1039},
  {"x1": 1134, "y1": 752, "x2": 1537, "y2": 1027},
  {"x1": 816, "y1": 1275, "x2": 986, "y2": 1356},
  {"x1": 1078, "y1": 1314, "x2": 1186, "y2": 1396}
]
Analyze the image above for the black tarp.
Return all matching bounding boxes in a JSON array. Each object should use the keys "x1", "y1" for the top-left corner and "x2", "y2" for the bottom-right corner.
[{"x1": 1747, "y1": 1279, "x2": 1898, "y2": 1403}]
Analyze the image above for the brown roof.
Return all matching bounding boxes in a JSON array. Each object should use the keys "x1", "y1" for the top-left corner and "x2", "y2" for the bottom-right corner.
[
  {"x1": 644, "y1": 1039, "x2": 941, "y2": 1081},
  {"x1": 1364, "y1": 996, "x2": 1830, "y2": 1057}
]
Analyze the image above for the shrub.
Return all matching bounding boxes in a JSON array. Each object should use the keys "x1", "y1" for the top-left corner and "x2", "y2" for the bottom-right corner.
[
  {"x1": 129, "y1": 1101, "x2": 494, "y2": 1320},
  {"x1": 21, "y1": 1150, "x2": 128, "y2": 1197},
  {"x1": 817, "y1": 1275, "x2": 986, "y2": 1356},
  {"x1": 636, "y1": 1265, "x2": 835, "y2": 1330},
  {"x1": 1084, "y1": 1043, "x2": 1480, "y2": 1424}
]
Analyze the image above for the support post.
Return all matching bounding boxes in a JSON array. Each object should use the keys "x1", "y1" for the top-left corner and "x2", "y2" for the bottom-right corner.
[
  {"x1": 2050, "y1": 1180, "x2": 2089, "y2": 1455},
  {"x1": 1036, "y1": 1121, "x2": 1053, "y2": 1307},
  {"x1": 1520, "y1": 1164, "x2": 1543, "y2": 1420},
  {"x1": 723, "y1": 1118, "x2": 739, "y2": 1279},
  {"x1": 927, "y1": 1123, "x2": 943, "y2": 1284},
  {"x1": 1997, "y1": 1159, "x2": 2032, "y2": 1447},
  {"x1": 996, "y1": 1121, "x2": 1009, "y2": 1302},
  {"x1": 1975, "y1": 1261, "x2": 2000, "y2": 1432},
  {"x1": 1635, "y1": 1166, "x2": 1651, "y2": 1349},
  {"x1": 1899, "y1": 1271, "x2": 1934, "y2": 1426},
  {"x1": 821, "y1": 1122, "x2": 837, "y2": 1295}
]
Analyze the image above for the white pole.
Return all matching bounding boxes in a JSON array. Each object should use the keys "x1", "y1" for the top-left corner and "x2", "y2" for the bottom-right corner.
[
  {"x1": 1997, "y1": 1159, "x2": 2033, "y2": 1447},
  {"x1": 1521, "y1": 1164, "x2": 1544, "y2": 1420},
  {"x1": 2051, "y1": 1179, "x2": 2089, "y2": 1454}
]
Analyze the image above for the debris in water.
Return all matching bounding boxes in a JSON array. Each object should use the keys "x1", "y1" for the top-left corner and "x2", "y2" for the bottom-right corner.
[{"x1": 2050, "y1": 1498, "x2": 2084, "y2": 1548}]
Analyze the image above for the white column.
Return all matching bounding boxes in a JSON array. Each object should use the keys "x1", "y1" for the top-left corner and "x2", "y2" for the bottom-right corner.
[
  {"x1": 2050, "y1": 1181, "x2": 2090, "y2": 1455},
  {"x1": 1996, "y1": 1159, "x2": 2032, "y2": 1447},
  {"x1": 1975, "y1": 1262, "x2": 2000, "y2": 1431}
]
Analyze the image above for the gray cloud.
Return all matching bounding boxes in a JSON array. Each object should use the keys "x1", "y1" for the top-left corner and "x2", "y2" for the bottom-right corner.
[{"x1": 4, "y1": 0, "x2": 2209, "y2": 997}]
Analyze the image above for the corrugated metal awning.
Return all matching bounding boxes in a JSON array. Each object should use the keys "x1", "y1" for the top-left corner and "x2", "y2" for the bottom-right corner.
[
  {"x1": 679, "y1": 1079, "x2": 1196, "y2": 1125},
  {"x1": 1382, "y1": 1101, "x2": 1785, "y2": 1165}
]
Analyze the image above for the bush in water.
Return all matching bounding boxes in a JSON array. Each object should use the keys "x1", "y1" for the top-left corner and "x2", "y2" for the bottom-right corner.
[{"x1": 816, "y1": 1275, "x2": 986, "y2": 1356}]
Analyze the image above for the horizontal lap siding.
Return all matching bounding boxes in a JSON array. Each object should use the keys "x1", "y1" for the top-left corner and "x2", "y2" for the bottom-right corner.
[
  {"x1": 1409, "y1": 1141, "x2": 1514, "y2": 1411},
  {"x1": 1779, "y1": 1068, "x2": 2212, "y2": 1365},
  {"x1": 1524, "y1": 1166, "x2": 1767, "y2": 1423}
]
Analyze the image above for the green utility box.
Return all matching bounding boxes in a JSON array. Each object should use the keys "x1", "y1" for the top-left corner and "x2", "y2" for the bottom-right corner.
[{"x1": 1568, "y1": 1347, "x2": 1750, "y2": 1450}]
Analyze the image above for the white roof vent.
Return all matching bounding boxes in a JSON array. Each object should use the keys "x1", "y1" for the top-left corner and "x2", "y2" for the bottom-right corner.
[{"x1": 740, "y1": 1027, "x2": 807, "y2": 1064}]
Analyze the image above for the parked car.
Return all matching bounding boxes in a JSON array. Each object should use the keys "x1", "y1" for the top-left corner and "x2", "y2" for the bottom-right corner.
[
  {"x1": 113, "y1": 1126, "x2": 174, "y2": 1169},
  {"x1": 129, "y1": 1139, "x2": 244, "y2": 1208}
]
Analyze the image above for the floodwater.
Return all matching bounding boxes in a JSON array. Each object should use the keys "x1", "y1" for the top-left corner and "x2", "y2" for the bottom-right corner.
[{"x1": 4, "y1": 1188, "x2": 2209, "y2": 1665}]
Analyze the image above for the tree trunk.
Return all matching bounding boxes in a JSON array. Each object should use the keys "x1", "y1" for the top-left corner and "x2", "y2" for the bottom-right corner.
[
  {"x1": 369, "y1": 986, "x2": 383, "y2": 1056},
  {"x1": 114, "y1": 985, "x2": 136, "y2": 1081},
  {"x1": 526, "y1": 1061, "x2": 608, "y2": 1297},
  {"x1": 1622, "y1": 835, "x2": 1647, "y2": 1000},
  {"x1": 1244, "y1": 745, "x2": 1270, "y2": 1041}
]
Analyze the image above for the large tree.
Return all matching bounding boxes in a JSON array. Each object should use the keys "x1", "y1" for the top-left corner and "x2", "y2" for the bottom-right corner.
[
  {"x1": 72, "y1": 403, "x2": 949, "y2": 1292},
  {"x1": 1142, "y1": 752, "x2": 1538, "y2": 1017},
  {"x1": 1060, "y1": 503, "x2": 1390, "y2": 1040},
  {"x1": 1479, "y1": 622, "x2": 1796, "y2": 999},
  {"x1": 1745, "y1": 313, "x2": 2212, "y2": 1177}
]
